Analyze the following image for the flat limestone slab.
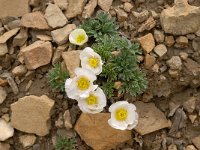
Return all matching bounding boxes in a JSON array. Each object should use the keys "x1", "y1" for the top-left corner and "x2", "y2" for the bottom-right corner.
[{"x1": 0, "y1": 0, "x2": 29, "y2": 18}]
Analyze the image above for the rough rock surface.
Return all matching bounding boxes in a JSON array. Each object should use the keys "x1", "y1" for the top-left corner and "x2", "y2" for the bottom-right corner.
[
  {"x1": 0, "y1": 0, "x2": 29, "y2": 18},
  {"x1": 192, "y1": 135, "x2": 200, "y2": 149},
  {"x1": 98, "y1": 0, "x2": 113, "y2": 12},
  {"x1": 0, "y1": 43, "x2": 8, "y2": 56},
  {"x1": 160, "y1": 0, "x2": 200, "y2": 35},
  {"x1": 62, "y1": 50, "x2": 81, "y2": 77},
  {"x1": 21, "y1": 11, "x2": 49, "y2": 30},
  {"x1": 154, "y1": 44, "x2": 167, "y2": 57},
  {"x1": 45, "y1": 4, "x2": 68, "y2": 28},
  {"x1": 11, "y1": 95, "x2": 55, "y2": 136},
  {"x1": 82, "y1": 0, "x2": 97, "y2": 19},
  {"x1": 21, "y1": 41, "x2": 52, "y2": 70},
  {"x1": 138, "y1": 33, "x2": 155, "y2": 53},
  {"x1": 65, "y1": 0, "x2": 85, "y2": 19},
  {"x1": 51, "y1": 24, "x2": 76, "y2": 45},
  {"x1": 0, "y1": 143, "x2": 10, "y2": 150},
  {"x1": 19, "y1": 134, "x2": 36, "y2": 148},
  {"x1": 134, "y1": 101, "x2": 171, "y2": 135},
  {"x1": 53, "y1": 0, "x2": 68, "y2": 10},
  {"x1": 0, "y1": 28, "x2": 20, "y2": 43},
  {"x1": 0, "y1": 86, "x2": 7, "y2": 104},
  {"x1": 0, "y1": 119, "x2": 14, "y2": 141},
  {"x1": 75, "y1": 113, "x2": 132, "y2": 150}
]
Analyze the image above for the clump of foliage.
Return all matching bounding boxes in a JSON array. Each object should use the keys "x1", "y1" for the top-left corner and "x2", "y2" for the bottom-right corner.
[
  {"x1": 48, "y1": 63, "x2": 69, "y2": 92},
  {"x1": 81, "y1": 12, "x2": 147, "y2": 98},
  {"x1": 55, "y1": 136, "x2": 76, "y2": 150},
  {"x1": 80, "y1": 11, "x2": 118, "y2": 41}
]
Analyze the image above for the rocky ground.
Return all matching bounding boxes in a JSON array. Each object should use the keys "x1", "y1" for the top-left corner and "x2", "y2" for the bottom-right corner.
[{"x1": 0, "y1": 0, "x2": 200, "y2": 150}]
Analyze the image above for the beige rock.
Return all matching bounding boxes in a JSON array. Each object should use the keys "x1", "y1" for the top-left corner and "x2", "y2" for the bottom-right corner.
[
  {"x1": 0, "y1": 43, "x2": 8, "y2": 56},
  {"x1": 36, "y1": 34, "x2": 52, "y2": 41},
  {"x1": 62, "y1": 50, "x2": 81, "y2": 77},
  {"x1": 12, "y1": 65, "x2": 27, "y2": 76},
  {"x1": 160, "y1": 0, "x2": 200, "y2": 35},
  {"x1": 45, "y1": 4, "x2": 68, "y2": 29},
  {"x1": 179, "y1": 52, "x2": 188, "y2": 60},
  {"x1": 168, "y1": 144, "x2": 177, "y2": 150},
  {"x1": 13, "y1": 28, "x2": 28, "y2": 47},
  {"x1": 167, "y1": 56, "x2": 182, "y2": 70},
  {"x1": 183, "y1": 97, "x2": 196, "y2": 113},
  {"x1": 138, "y1": 33, "x2": 155, "y2": 53},
  {"x1": 123, "y1": 2, "x2": 133, "y2": 12},
  {"x1": 134, "y1": 101, "x2": 171, "y2": 135},
  {"x1": 189, "y1": 114, "x2": 197, "y2": 123},
  {"x1": 82, "y1": 0, "x2": 98, "y2": 19},
  {"x1": 52, "y1": 46, "x2": 66, "y2": 64},
  {"x1": 165, "y1": 36, "x2": 175, "y2": 47},
  {"x1": 154, "y1": 44, "x2": 167, "y2": 57},
  {"x1": 63, "y1": 110, "x2": 72, "y2": 129},
  {"x1": 154, "y1": 30, "x2": 165, "y2": 43},
  {"x1": 75, "y1": 113, "x2": 132, "y2": 150},
  {"x1": 0, "y1": 0, "x2": 29, "y2": 18},
  {"x1": 21, "y1": 41, "x2": 52, "y2": 70},
  {"x1": 21, "y1": 11, "x2": 49, "y2": 30},
  {"x1": 0, "y1": 28, "x2": 20, "y2": 43},
  {"x1": 65, "y1": 0, "x2": 86, "y2": 19},
  {"x1": 98, "y1": 0, "x2": 113, "y2": 11},
  {"x1": 132, "y1": 10, "x2": 149, "y2": 23},
  {"x1": 192, "y1": 135, "x2": 200, "y2": 149},
  {"x1": 19, "y1": 134, "x2": 36, "y2": 148},
  {"x1": 176, "y1": 36, "x2": 188, "y2": 48},
  {"x1": 0, "y1": 119, "x2": 14, "y2": 141},
  {"x1": 11, "y1": 95, "x2": 55, "y2": 136},
  {"x1": 138, "y1": 16, "x2": 156, "y2": 32},
  {"x1": 186, "y1": 145, "x2": 197, "y2": 150},
  {"x1": 0, "y1": 86, "x2": 7, "y2": 104},
  {"x1": 53, "y1": 0, "x2": 68, "y2": 10},
  {"x1": 51, "y1": 24, "x2": 76, "y2": 45},
  {"x1": 0, "y1": 143, "x2": 10, "y2": 150},
  {"x1": 115, "y1": 8, "x2": 128, "y2": 22},
  {"x1": 144, "y1": 54, "x2": 156, "y2": 69},
  {"x1": 184, "y1": 58, "x2": 200, "y2": 76}
]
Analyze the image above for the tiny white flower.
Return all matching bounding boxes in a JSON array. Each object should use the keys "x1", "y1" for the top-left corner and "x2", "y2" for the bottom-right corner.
[
  {"x1": 108, "y1": 101, "x2": 138, "y2": 130},
  {"x1": 77, "y1": 87, "x2": 107, "y2": 114},
  {"x1": 69, "y1": 29, "x2": 88, "y2": 46},
  {"x1": 65, "y1": 68, "x2": 98, "y2": 100},
  {"x1": 80, "y1": 47, "x2": 103, "y2": 75}
]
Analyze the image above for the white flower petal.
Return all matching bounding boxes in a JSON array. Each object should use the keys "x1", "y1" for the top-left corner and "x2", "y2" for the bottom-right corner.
[
  {"x1": 108, "y1": 101, "x2": 128, "y2": 112},
  {"x1": 108, "y1": 101, "x2": 138, "y2": 130},
  {"x1": 80, "y1": 47, "x2": 103, "y2": 75},
  {"x1": 108, "y1": 118, "x2": 128, "y2": 130},
  {"x1": 75, "y1": 68, "x2": 97, "y2": 81},
  {"x1": 69, "y1": 29, "x2": 88, "y2": 46}
]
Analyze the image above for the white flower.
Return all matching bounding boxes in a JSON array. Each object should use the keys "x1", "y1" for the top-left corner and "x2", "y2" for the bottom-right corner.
[
  {"x1": 69, "y1": 29, "x2": 88, "y2": 46},
  {"x1": 65, "y1": 68, "x2": 98, "y2": 100},
  {"x1": 77, "y1": 87, "x2": 107, "y2": 114},
  {"x1": 108, "y1": 101, "x2": 138, "y2": 130},
  {"x1": 80, "y1": 47, "x2": 103, "y2": 75}
]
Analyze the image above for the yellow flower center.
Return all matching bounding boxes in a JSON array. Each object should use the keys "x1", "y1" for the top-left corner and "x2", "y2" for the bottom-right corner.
[
  {"x1": 76, "y1": 34, "x2": 85, "y2": 43},
  {"x1": 115, "y1": 108, "x2": 128, "y2": 121},
  {"x1": 77, "y1": 76, "x2": 90, "y2": 91},
  {"x1": 88, "y1": 57, "x2": 99, "y2": 68},
  {"x1": 86, "y1": 94, "x2": 98, "y2": 105}
]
